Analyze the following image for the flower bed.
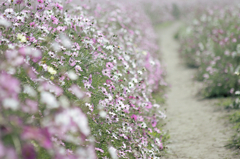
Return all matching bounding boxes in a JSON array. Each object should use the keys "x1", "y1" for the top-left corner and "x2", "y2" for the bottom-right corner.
[
  {"x1": 179, "y1": 5, "x2": 240, "y2": 97},
  {"x1": 0, "y1": 0, "x2": 167, "y2": 158},
  {"x1": 178, "y1": 3, "x2": 240, "y2": 151}
]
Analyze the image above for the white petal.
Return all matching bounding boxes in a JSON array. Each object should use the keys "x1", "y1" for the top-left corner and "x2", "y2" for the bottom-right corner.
[
  {"x1": 3, "y1": 98, "x2": 19, "y2": 110},
  {"x1": 41, "y1": 91, "x2": 59, "y2": 109}
]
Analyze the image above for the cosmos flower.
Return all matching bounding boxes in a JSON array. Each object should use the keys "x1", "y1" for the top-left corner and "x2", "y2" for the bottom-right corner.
[
  {"x1": 47, "y1": 66, "x2": 57, "y2": 75},
  {"x1": 0, "y1": 0, "x2": 167, "y2": 158},
  {"x1": 17, "y1": 33, "x2": 27, "y2": 43}
]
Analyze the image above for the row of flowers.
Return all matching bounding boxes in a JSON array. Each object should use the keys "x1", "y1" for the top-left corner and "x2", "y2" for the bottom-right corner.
[
  {"x1": 0, "y1": 0, "x2": 167, "y2": 158},
  {"x1": 178, "y1": 4, "x2": 240, "y2": 97},
  {"x1": 178, "y1": 2, "x2": 240, "y2": 150}
]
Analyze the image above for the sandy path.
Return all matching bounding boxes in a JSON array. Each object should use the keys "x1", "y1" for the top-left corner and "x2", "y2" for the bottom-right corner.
[{"x1": 158, "y1": 22, "x2": 237, "y2": 159}]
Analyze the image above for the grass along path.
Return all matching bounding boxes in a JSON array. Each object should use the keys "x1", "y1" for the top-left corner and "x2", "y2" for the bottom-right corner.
[{"x1": 158, "y1": 22, "x2": 237, "y2": 159}]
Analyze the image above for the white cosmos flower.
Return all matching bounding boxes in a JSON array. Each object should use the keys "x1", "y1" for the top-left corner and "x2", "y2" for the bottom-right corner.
[
  {"x1": 3, "y1": 98, "x2": 19, "y2": 110},
  {"x1": 47, "y1": 66, "x2": 57, "y2": 75},
  {"x1": 52, "y1": 42, "x2": 61, "y2": 52},
  {"x1": 137, "y1": 70, "x2": 143, "y2": 75},
  {"x1": 106, "y1": 45, "x2": 114, "y2": 52},
  {"x1": 23, "y1": 85, "x2": 37, "y2": 97},
  {"x1": 0, "y1": 18, "x2": 11, "y2": 28},
  {"x1": 41, "y1": 91, "x2": 59, "y2": 109},
  {"x1": 60, "y1": 33, "x2": 72, "y2": 48},
  {"x1": 235, "y1": 91, "x2": 240, "y2": 95},
  {"x1": 99, "y1": 111, "x2": 107, "y2": 118},
  {"x1": 108, "y1": 146, "x2": 118, "y2": 159},
  {"x1": 68, "y1": 70, "x2": 78, "y2": 80},
  {"x1": 59, "y1": 96, "x2": 70, "y2": 108},
  {"x1": 17, "y1": 33, "x2": 27, "y2": 43},
  {"x1": 128, "y1": 82, "x2": 134, "y2": 88}
]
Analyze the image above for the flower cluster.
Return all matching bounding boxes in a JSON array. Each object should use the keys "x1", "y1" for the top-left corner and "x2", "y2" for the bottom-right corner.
[
  {"x1": 179, "y1": 5, "x2": 240, "y2": 97},
  {"x1": 0, "y1": 0, "x2": 167, "y2": 158}
]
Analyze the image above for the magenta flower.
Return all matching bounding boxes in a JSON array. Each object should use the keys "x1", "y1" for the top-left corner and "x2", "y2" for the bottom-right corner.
[
  {"x1": 55, "y1": 3, "x2": 63, "y2": 10},
  {"x1": 22, "y1": 144, "x2": 36, "y2": 159},
  {"x1": 154, "y1": 128, "x2": 161, "y2": 133},
  {"x1": 0, "y1": 72, "x2": 20, "y2": 99},
  {"x1": 52, "y1": 107, "x2": 90, "y2": 136},
  {"x1": 151, "y1": 120, "x2": 157, "y2": 127},
  {"x1": 106, "y1": 62, "x2": 114, "y2": 69},
  {"x1": 75, "y1": 65, "x2": 83, "y2": 73},
  {"x1": 102, "y1": 69, "x2": 111, "y2": 77},
  {"x1": 131, "y1": 114, "x2": 137, "y2": 121},
  {"x1": 145, "y1": 102, "x2": 152, "y2": 109},
  {"x1": 29, "y1": 22, "x2": 35, "y2": 27},
  {"x1": 15, "y1": 0, "x2": 23, "y2": 4},
  {"x1": 18, "y1": 47, "x2": 42, "y2": 62},
  {"x1": 57, "y1": 26, "x2": 66, "y2": 32},
  {"x1": 24, "y1": 99, "x2": 38, "y2": 113},
  {"x1": 69, "y1": 57, "x2": 76, "y2": 66},
  {"x1": 95, "y1": 148, "x2": 104, "y2": 153},
  {"x1": 22, "y1": 127, "x2": 52, "y2": 149},
  {"x1": 51, "y1": 15, "x2": 59, "y2": 24},
  {"x1": 69, "y1": 84, "x2": 85, "y2": 99},
  {"x1": 37, "y1": 4, "x2": 45, "y2": 12},
  {"x1": 5, "y1": 50, "x2": 24, "y2": 66},
  {"x1": 37, "y1": 0, "x2": 44, "y2": 3},
  {"x1": 3, "y1": 148, "x2": 17, "y2": 159}
]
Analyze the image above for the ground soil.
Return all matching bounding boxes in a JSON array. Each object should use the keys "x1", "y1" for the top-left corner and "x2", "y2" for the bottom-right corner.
[{"x1": 158, "y1": 22, "x2": 238, "y2": 159}]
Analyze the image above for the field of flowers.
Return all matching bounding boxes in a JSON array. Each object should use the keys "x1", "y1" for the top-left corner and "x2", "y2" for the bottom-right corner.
[
  {"x1": 179, "y1": 5, "x2": 240, "y2": 97},
  {"x1": 178, "y1": 3, "x2": 240, "y2": 150},
  {"x1": 0, "y1": 0, "x2": 168, "y2": 158}
]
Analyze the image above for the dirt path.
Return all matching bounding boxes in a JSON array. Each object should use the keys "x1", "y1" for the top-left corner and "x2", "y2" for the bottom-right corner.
[{"x1": 158, "y1": 22, "x2": 236, "y2": 159}]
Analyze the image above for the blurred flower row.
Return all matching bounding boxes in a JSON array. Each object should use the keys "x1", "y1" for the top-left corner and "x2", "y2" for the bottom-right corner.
[
  {"x1": 0, "y1": 0, "x2": 167, "y2": 158},
  {"x1": 179, "y1": 5, "x2": 240, "y2": 97},
  {"x1": 178, "y1": 3, "x2": 240, "y2": 150}
]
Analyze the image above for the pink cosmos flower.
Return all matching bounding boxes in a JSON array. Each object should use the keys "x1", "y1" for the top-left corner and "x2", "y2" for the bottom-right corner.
[
  {"x1": 106, "y1": 62, "x2": 114, "y2": 69},
  {"x1": 52, "y1": 107, "x2": 90, "y2": 136},
  {"x1": 42, "y1": 82, "x2": 63, "y2": 96},
  {"x1": 56, "y1": 26, "x2": 66, "y2": 32},
  {"x1": 106, "y1": 79, "x2": 112, "y2": 84},
  {"x1": 22, "y1": 127, "x2": 52, "y2": 149},
  {"x1": 154, "y1": 128, "x2": 161, "y2": 133},
  {"x1": 51, "y1": 15, "x2": 59, "y2": 24},
  {"x1": 75, "y1": 65, "x2": 83, "y2": 72},
  {"x1": 37, "y1": 4, "x2": 45, "y2": 12},
  {"x1": 137, "y1": 116, "x2": 144, "y2": 121},
  {"x1": 151, "y1": 120, "x2": 157, "y2": 127},
  {"x1": 131, "y1": 114, "x2": 137, "y2": 121},
  {"x1": 5, "y1": 50, "x2": 24, "y2": 66},
  {"x1": 69, "y1": 57, "x2": 76, "y2": 66},
  {"x1": 0, "y1": 72, "x2": 20, "y2": 99},
  {"x1": 55, "y1": 3, "x2": 63, "y2": 10},
  {"x1": 29, "y1": 22, "x2": 36, "y2": 27},
  {"x1": 15, "y1": 0, "x2": 23, "y2": 4},
  {"x1": 145, "y1": 102, "x2": 152, "y2": 109},
  {"x1": 230, "y1": 88, "x2": 234, "y2": 94},
  {"x1": 95, "y1": 148, "x2": 104, "y2": 153},
  {"x1": 23, "y1": 99, "x2": 38, "y2": 113},
  {"x1": 3, "y1": 148, "x2": 17, "y2": 159},
  {"x1": 66, "y1": 0, "x2": 72, "y2": 3},
  {"x1": 69, "y1": 85, "x2": 85, "y2": 99},
  {"x1": 22, "y1": 144, "x2": 36, "y2": 159},
  {"x1": 101, "y1": 87, "x2": 108, "y2": 95},
  {"x1": 102, "y1": 69, "x2": 111, "y2": 77},
  {"x1": 159, "y1": 143, "x2": 163, "y2": 149},
  {"x1": 19, "y1": 47, "x2": 42, "y2": 62},
  {"x1": 37, "y1": 0, "x2": 44, "y2": 3}
]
